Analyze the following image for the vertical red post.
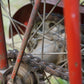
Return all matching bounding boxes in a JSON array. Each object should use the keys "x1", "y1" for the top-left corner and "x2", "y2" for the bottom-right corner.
[
  {"x1": 64, "y1": 0, "x2": 82, "y2": 84},
  {"x1": 0, "y1": 4, "x2": 8, "y2": 69}
]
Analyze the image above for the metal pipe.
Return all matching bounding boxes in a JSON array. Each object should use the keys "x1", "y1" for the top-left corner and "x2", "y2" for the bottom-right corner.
[
  {"x1": 11, "y1": 0, "x2": 41, "y2": 81},
  {"x1": 0, "y1": 3, "x2": 8, "y2": 70},
  {"x1": 64, "y1": 0, "x2": 82, "y2": 84}
]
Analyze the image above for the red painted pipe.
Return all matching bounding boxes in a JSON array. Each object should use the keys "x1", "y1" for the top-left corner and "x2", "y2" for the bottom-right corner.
[
  {"x1": 0, "y1": 4, "x2": 8, "y2": 69},
  {"x1": 64, "y1": 0, "x2": 82, "y2": 84},
  {"x1": 11, "y1": 0, "x2": 41, "y2": 81}
]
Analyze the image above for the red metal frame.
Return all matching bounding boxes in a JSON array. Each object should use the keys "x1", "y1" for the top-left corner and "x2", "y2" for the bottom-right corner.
[
  {"x1": 64, "y1": 0, "x2": 82, "y2": 84},
  {"x1": 0, "y1": 3, "x2": 8, "y2": 70}
]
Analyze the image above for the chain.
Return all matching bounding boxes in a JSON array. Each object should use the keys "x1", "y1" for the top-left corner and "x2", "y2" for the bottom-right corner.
[{"x1": 7, "y1": 49, "x2": 69, "y2": 80}]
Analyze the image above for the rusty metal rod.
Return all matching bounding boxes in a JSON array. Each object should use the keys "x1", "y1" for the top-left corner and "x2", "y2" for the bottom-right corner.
[
  {"x1": 11, "y1": 0, "x2": 41, "y2": 81},
  {"x1": 41, "y1": 0, "x2": 46, "y2": 59}
]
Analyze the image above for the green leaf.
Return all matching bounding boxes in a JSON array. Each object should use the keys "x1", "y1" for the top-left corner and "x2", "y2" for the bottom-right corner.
[{"x1": 57, "y1": 78, "x2": 69, "y2": 84}]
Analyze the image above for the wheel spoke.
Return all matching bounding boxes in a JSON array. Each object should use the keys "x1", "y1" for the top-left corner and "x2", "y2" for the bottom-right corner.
[
  {"x1": 45, "y1": 0, "x2": 61, "y2": 19},
  {"x1": 1, "y1": 0, "x2": 23, "y2": 41},
  {"x1": 30, "y1": 0, "x2": 43, "y2": 21},
  {"x1": 46, "y1": 17, "x2": 64, "y2": 34},
  {"x1": 15, "y1": 23, "x2": 25, "y2": 35},
  {"x1": 44, "y1": 71, "x2": 51, "y2": 84},
  {"x1": 31, "y1": 52, "x2": 67, "y2": 55},
  {"x1": 3, "y1": 14, "x2": 27, "y2": 28},
  {"x1": 7, "y1": 0, "x2": 15, "y2": 49},
  {"x1": 8, "y1": 0, "x2": 13, "y2": 49},
  {"x1": 59, "y1": 61, "x2": 68, "y2": 69},
  {"x1": 41, "y1": 0, "x2": 46, "y2": 59},
  {"x1": 28, "y1": 22, "x2": 43, "y2": 42},
  {"x1": 33, "y1": 18, "x2": 64, "y2": 42}
]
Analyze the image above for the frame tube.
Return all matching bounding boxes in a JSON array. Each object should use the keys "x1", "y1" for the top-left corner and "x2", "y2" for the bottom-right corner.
[
  {"x1": 0, "y1": 3, "x2": 8, "y2": 70},
  {"x1": 64, "y1": 0, "x2": 82, "y2": 84}
]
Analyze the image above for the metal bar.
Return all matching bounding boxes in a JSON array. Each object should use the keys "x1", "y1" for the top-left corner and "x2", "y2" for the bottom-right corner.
[
  {"x1": 31, "y1": 52, "x2": 67, "y2": 55},
  {"x1": 64, "y1": 0, "x2": 82, "y2": 84},
  {"x1": 41, "y1": 0, "x2": 46, "y2": 59},
  {"x1": 45, "y1": 0, "x2": 61, "y2": 19},
  {"x1": 3, "y1": 14, "x2": 27, "y2": 28},
  {"x1": 0, "y1": 3, "x2": 8, "y2": 70},
  {"x1": 8, "y1": 0, "x2": 14, "y2": 49},
  {"x1": 11, "y1": 0, "x2": 41, "y2": 81},
  {"x1": 44, "y1": 71, "x2": 51, "y2": 84},
  {"x1": 31, "y1": 0, "x2": 43, "y2": 21}
]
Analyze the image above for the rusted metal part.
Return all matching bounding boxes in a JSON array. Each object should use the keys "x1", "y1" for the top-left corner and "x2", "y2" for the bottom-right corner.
[
  {"x1": 42, "y1": 0, "x2": 84, "y2": 14},
  {"x1": 41, "y1": 0, "x2": 84, "y2": 14},
  {"x1": 0, "y1": 66, "x2": 13, "y2": 84},
  {"x1": 9, "y1": 0, "x2": 84, "y2": 38},
  {"x1": 8, "y1": 63, "x2": 40, "y2": 84},
  {"x1": 64, "y1": 0, "x2": 82, "y2": 84},
  {"x1": 0, "y1": 3, "x2": 8, "y2": 70},
  {"x1": 11, "y1": 0, "x2": 41, "y2": 81},
  {"x1": 8, "y1": 49, "x2": 69, "y2": 80}
]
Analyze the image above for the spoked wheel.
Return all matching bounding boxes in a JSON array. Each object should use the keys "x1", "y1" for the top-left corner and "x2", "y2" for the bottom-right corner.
[
  {"x1": 1, "y1": 0, "x2": 82, "y2": 84},
  {"x1": 8, "y1": 0, "x2": 67, "y2": 66}
]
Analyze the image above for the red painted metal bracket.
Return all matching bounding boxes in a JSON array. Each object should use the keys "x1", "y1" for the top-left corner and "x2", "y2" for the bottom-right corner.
[{"x1": 64, "y1": 0, "x2": 82, "y2": 84}]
